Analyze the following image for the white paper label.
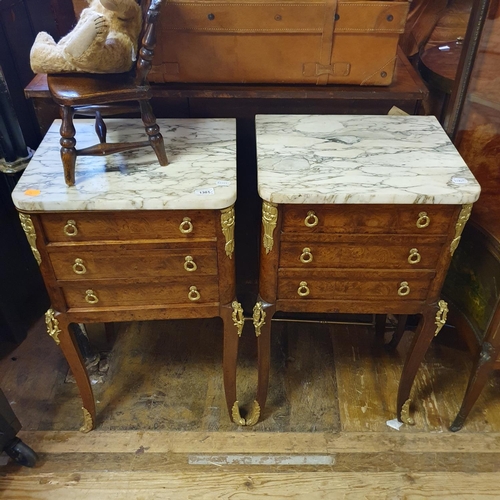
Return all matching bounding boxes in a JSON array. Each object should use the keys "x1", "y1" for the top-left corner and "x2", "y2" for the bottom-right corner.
[
  {"x1": 195, "y1": 188, "x2": 215, "y2": 196},
  {"x1": 216, "y1": 180, "x2": 231, "y2": 186},
  {"x1": 452, "y1": 177, "x2": 468, "y2": 185},
  {"x1": 386, "y1": 418, "x2": 404, "y2": 431}
]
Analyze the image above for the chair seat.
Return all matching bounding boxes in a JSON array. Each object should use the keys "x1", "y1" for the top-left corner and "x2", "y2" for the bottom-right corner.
[{"x1": 47, "y1": 73, "x2": 150, "y2": 106}]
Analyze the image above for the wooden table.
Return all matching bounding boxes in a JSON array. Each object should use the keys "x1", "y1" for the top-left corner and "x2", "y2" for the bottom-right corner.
[
  {"x1": 252, "y1": 114, "x2": 481, "y2": 425},
  {"x1": 12, "y1": 118, "x2": 244, "y2": 431},
  {"x1": 418, "y1": 40, "x2": 463, "y2": 121}
]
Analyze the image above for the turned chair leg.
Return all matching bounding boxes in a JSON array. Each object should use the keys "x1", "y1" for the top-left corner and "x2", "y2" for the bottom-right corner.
[
  {"x1": 60, "y1": 105, "x2": 77, "y2": 186},
  {"x1": 139, "y1": 100, "x2": 168, "y2": 166}
]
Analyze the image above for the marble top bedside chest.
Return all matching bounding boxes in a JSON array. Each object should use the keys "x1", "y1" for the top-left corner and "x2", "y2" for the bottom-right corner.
[
  {"x1": 12, "y1": 118, "x2": 245, "y2": 431},
  {"x1": 253, "y1": 114, "x2": 481, "y2": 426}
]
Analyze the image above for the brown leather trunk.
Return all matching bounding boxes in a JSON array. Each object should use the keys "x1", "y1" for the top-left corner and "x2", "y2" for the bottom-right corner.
[{"x1": 150, "y1": 0, "x2": 410, "y2": 86}]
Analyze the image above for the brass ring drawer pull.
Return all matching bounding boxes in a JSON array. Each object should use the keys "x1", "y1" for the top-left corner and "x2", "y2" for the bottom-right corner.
[
  {"x1": 416, "y1": 212, "x2": 430, "y2": 229},
  {"x1": 184, "y1": 256, "x2": 197, "y2": 272},
  {"x1": 72, "y1": 258, "x2": 87, "y2": 274},
  {"x1": 297, "y1": 281, "x2": 310, "y2": 297},
  {"x1": 300, "y1": 247, "x2": 313, "y2": 263},
  {"x1": 408, "y1": 248, "x2": 421, "y2": 265},
  {"x1": 304, "y1": 211, "x2": 319, "y2": 228},
  {"x1": 188, "y1": 285, "x2": 201, "y2": 301},
  {"x1": 85, "y1": 289, "x2": 99, "y2": 304},
  {"x1": 64, "y1": 219, "x2": 78, "y2": 236},
  {"x1": 397, "y1": 281, "x2": 410, "y2": 296},
  {"x1": 179, "y1": 217, "x2": 193, "y2": 234}
]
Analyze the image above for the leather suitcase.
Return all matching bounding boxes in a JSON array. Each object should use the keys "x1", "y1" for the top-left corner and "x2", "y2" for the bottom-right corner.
[{"x1": 150, "y1": 0, "x2": 410, "y2": 86}]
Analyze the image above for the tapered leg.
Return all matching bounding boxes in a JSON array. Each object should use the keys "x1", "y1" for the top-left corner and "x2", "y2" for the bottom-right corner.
[
  {"x1": 397, "y1": 304, "x2": 438, "y2": 424},
  {"x1": 104, "y1": 322, "x2": 115, "y2": 345},
  {"x1": 45, "y1": 309, "x2": 95, "y2": 432},
  {"x1": 450, "y1": 341, "x2": 499, "y2": 431},
  {"x1": 220, "y1": 301, "x2": 242, "y2": 424},
  {"x1": 60, "y1": 106, "x2": 77, "y2": 186},
  {"x1": 139, "y1": 100, "x2": 168, "y2": 166},
  {"x1": 375, "y1": 314, "x2": 386, "y2": 337},
  {"x1": 386, "y1": 314, "x2": 408, "y2": 350},
  {"x1": 254, "y1": 300, "x2": 276, "y2": 425}
]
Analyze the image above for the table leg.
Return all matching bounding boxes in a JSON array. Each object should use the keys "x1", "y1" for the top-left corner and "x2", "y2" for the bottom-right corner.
[
  {"x1": 386, "y1": 314, "x2": 408, "y2": 350},
  {"x1": 45, "y1": 308, "x2": 95, "y2": 432},
  {"x1": 397, "y1": 302, "x2": 446, "y2": 424},
  {"x1": 450, "y1": 340, "x2": 500, "y2": 432},
  {"x1": 375, "y1": 314, "x2": 386, "y2": 337}
]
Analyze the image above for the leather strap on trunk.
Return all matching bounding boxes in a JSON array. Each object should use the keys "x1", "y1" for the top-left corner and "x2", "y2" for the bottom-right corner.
[{"x1": 317, "y1": 0, "x2": 339, "y2": 85}]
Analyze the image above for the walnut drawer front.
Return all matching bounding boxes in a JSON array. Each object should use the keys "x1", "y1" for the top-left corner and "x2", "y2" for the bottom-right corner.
[
  {"x1": 277, "y1": 269, "x2": 436, "y2": 301},
  {"x1": 279, "y1": 234, "x2": 446, "y2": 270},
  {"x1": 281, "y1": 205, "x2": 457, "y2": 235},
  {"x1": 40, "y1": 211, "x2": 217, "y2": 242},
  {"x1": 62, "y1": 278, "x2": 219, "y2": 309},
  {"x1": 48, "y1": 244, "x2": 218, "y2": 280}
]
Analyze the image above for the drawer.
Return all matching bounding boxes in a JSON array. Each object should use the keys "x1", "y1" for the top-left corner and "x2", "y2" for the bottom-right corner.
[
  {"x1": 277, "y1": 269, "x2": 436, "y2": 301},
  {"x1": 40, "y1": 211, "x2": 217, "y2": 242},
  {"x1": 279, "y1": 234, "x2": 446, "y2": 270},
  {"x1": 48, "y1": 243, "x2": 218, "y2": 280},
  {"x1": 62, "y1": 278, "x2": 219, "y2": 308},
  {"x1": 281, "y1": 205, "x2": 457, "y2": 235}
]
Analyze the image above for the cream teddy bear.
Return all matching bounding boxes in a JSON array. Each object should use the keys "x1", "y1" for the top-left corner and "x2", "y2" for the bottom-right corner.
[{"x1": 30, "y1": 0, "x2": 142, "y2": 74}]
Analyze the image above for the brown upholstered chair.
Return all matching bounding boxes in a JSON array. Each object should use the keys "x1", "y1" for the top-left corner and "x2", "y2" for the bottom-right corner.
[{"x1": 47, "y1": 0, "x2": 168, "y2": 186}]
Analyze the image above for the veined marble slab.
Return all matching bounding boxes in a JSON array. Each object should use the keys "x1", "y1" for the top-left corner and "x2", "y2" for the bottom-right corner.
[
  {"x1": 256, "y1": 115, "x2": 481, "y2": 205},
  {"x1": 12, "y1": 119, "x2": 237, "y2": 211}
]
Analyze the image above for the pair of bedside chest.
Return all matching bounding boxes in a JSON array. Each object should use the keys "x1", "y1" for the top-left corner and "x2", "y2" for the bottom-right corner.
[{"x1": 12, "y1": 115, "x2": 480, "y2": 430}]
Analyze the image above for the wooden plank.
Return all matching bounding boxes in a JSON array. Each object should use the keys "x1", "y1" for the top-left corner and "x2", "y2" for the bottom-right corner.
[
  {"x1": 2, "y1": 471, "x2": 500, "y2": 499},
  {"x1": 18, "y1": 429, "x2": 500, "y2": 455}
]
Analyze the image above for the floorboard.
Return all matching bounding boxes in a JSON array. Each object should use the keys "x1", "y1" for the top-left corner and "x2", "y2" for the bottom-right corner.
[{"x1": 1, "y1": 316, "x2": 500, "y2": 498}]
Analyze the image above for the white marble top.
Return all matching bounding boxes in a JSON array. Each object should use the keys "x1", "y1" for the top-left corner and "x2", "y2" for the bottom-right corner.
[
  {"x1": 256, "y1": 115, "x2": 481, "y2": 205},
  {"x1": 12, "y1": 119, "x2": 237, "y2": 211}
]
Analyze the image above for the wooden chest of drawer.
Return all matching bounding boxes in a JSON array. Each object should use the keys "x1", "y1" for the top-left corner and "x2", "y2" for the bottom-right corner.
[
  {"x1": 32, "y1": 209, "x2": 233, "y2": 314},
  {"x1": 269, "y1": 204, "x2": 457, "y2": 307},
  {"x1": 255, "y1": 114, "x2": 481, "y2": 428},
  {"x1": 13, "y1": 118, "x2": 242, "y2": 432}
]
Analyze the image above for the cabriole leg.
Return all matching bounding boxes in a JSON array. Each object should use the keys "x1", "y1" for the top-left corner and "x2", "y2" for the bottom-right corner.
[
  {"x1": 397, "y1": 302, "x2": 446, "y2": 425},
  {"x1": 45, "y1": 308, "x2": 95, "y2": 432}
]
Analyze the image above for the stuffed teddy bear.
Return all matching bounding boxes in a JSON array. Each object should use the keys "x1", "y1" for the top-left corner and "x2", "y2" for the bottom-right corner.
[{"x1": 30, "y1": 0, "x2": 142, "y2": 74}]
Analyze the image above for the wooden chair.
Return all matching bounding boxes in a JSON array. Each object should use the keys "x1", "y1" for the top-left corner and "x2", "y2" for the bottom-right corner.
[{"x1": 47, "y1": 0, "x2": 168, "y2": 186}]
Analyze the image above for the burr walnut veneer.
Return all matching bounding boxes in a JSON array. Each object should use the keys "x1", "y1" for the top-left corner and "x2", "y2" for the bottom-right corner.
[
  {"x1": 253, "y1": 115, "x2": 481, "y2": 426},
  {"x1": 12, "y1": 118, "x2": 244, "y2": 431}
]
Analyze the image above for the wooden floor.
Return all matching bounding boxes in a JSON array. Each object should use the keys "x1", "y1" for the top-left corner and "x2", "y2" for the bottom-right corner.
[{"x1": 1, "y1": 315, "x2": 500, "y2": 498}]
